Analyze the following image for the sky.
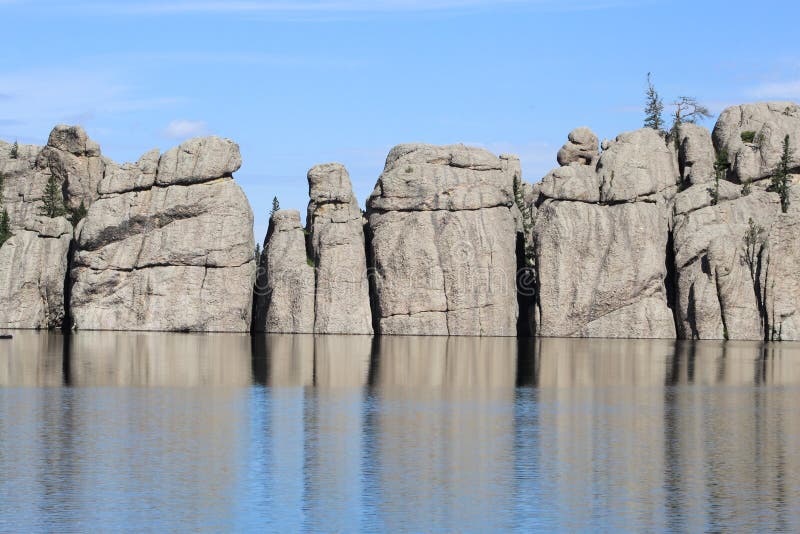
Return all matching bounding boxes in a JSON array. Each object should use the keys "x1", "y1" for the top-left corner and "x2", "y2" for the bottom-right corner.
[{"x1": 2, "y1": 0, "x2": 799, "y2": 240}]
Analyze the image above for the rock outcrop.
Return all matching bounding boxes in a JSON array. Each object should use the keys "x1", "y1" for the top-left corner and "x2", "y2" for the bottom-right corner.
[
  {"x1": 70, "y1": 137, "x2": 256, "y2": 332},
  {"x1": 533, "y1": 127, "x2": 678, "y2": 338},
  {"x1": 713, "y1": 102, "x2": 800, "y2": 183},
  {"x1": 253, "y1": 209, "x2": 315, "y2": 333},
  {"x1": 0, "y1": 126, "x2": 100, "y2": 329},
  {"x1": 367, "y1": 144, "x2": 518, "y2": 336},
  {"x1": 306, "y1": 163, "x2": 373, "y2": 335},
  {"x1": 556, "y1": 127, "x2": 599, "y2": 166}
]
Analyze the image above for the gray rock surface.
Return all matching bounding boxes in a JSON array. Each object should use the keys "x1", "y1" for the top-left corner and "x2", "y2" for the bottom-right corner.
[
  {"x1": 533, "y1": 127, "x2": 679, "y2": 338},
  {"x1": 0, "y1": 128, "x2": 98, "y2": 329},
  {"x1": 713, "y1": 102, "x2": 800, "y2": 183},
  {"x1": 671, "y1": 189, "x2": 780, "y2": 340},
  {"x1": 677, "y1": 123, "x2": 716, "y2": 186},
  {"x1": 534, "y1": 199, "x2": 676, "y2": 338},
  {"x1": 557, "y1": 127, "x2": 599, "y2": 166},
  {"x1": 307, "y1": 163, "x2": 373, "y2": 334},
  {"x1": 597, "y1": 128, "x2": 679, "y2": 202},
  {"x1": 367, "y1": 144, "x2": 518, "y2": 336},
  {"x1": 253, "y1": 209, "x2": 315, "y2": 333},
  {"x1": 70, "y1": 136, "x2": 256, "y2": 332}
]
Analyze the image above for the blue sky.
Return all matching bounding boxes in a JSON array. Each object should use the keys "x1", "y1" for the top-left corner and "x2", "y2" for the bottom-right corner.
[{"x1": 2, "y1": 0, "x2": 799, "y2": 240}]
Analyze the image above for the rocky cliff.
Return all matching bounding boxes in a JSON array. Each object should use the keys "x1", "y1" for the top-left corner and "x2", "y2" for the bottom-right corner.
[
  {"x1": 3, "y1": 100, "x2": 800, "y2": 339},
  {"x1": 70, "y1": 137, "x2": 256, "y2": 332}
]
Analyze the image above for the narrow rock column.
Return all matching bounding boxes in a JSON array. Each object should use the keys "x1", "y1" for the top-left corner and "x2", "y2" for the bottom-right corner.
[
  {"x1": 253, "y1": 209, "x2": 315, "y2": 333},
  {"x1": 307, "y1": 163, "x2": 373, "y2": 335}
]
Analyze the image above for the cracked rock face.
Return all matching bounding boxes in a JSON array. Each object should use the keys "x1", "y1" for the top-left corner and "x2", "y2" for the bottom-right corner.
[
  {"x1": 0, "y1": 127, "x2": 98, "y2": 329},
  {"x1": 367, "y1": 144, "x2": 518, "y2": 336},
  {"x1": 70, "y1": 137, "x2": 256, "y2": 332},
  {"x1": 672, "y1": 189, "x2": 780, "y2": 340},
  {"x1": 713, "y1": 102, "x2": 800, "y2": 183},
  {"x1": 533, "y1": 128, "x2": 678, "y2": 338},
  {"x1": 307, "y1": 163, "x2": 373, "y2": 334},
  {"x1": 253, "y1": 209, "x2": 315, "y2": 333},
  {"x1": 677, "y1": 123, "x2": 716, "y2": 186}
]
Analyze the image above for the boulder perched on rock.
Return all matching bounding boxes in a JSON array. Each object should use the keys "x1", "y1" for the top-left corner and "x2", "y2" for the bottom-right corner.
[
  {"x1": 677, "y1": 123, "x2": 716, "y2": 186},
  {"x1": 713, "y1": 102, "x2": 800, "y2": 183},
  {"x1": 533, "y1": 128, "x2": 679, "y2": 338},
  {"x1": 556, "y1": 127, "x2": 599, "y2": 166},
  {"x1": 70, "y1": 137, "x2": 256, "y2": 332},
  {"x1": 597, "y1": 128, "x2": 679, "y2": 202},
  {"x1": 367, "y1": 144, "x2": 518, "y2": 336},
  {"x1": 307, "y1": 163, "x2": 373, "y2": 335},
  {"x1": 253, "y1": 209, "x2": 315, "y2": 333},
  {"x1": 0, "y1": 127, "x2": 102, "y2": 329}
]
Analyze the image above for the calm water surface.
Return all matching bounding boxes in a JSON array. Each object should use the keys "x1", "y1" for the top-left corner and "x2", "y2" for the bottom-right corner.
[{"x1": 1, "y1": 332, "x2": 799, "y2": 532}]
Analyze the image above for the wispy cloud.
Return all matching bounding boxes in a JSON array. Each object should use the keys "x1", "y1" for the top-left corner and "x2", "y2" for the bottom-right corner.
[
  {"x1": 163, "y1": 119, "x2": 210, "y2": 139},
  {"x1": 0, "y1": 66, "x2": 180, "y2": 142},
  {"x1": 747, "y1": 80, "x2": 800, "y2": 100},
  {"x1": 85, "y1": 0, "x2": 643, "y2": 15}
]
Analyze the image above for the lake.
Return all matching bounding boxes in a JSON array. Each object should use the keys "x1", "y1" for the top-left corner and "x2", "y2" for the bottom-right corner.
[{"x1": 1, "y1": 332, "x2": 799, "y2": 532}]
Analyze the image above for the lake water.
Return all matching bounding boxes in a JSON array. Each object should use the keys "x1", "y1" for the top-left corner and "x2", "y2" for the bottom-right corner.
[{"x1": 1, "y1": 332, "x2": 799, "y2": 532}]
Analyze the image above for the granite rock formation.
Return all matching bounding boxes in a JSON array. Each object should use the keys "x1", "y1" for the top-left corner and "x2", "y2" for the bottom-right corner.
[
  {"x1": 70, "y1": 137, "x2": 256, "y2": 332},
  {"x1": 533, "y1": 127, "x2": 678, "y2": 338},
  {"x1": 0, "y1": 127, "x2": 100, "y2": 329},
  {"x1": 367, "y1": 144, "x2": 518, "y2": 336},
  {"x1": 253, "y1": 209, "x2": 315, "y2": 333},
  {"x1": 713, "y1": 102, "x2": 800, "y2": 183},
  {"x1": 306, "y1": 163, "x2": 373, "y2": 335}
]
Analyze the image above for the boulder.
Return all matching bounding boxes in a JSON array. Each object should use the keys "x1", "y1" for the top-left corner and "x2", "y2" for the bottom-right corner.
[
  {"x1": 253, "y1": 209, "x2": 315, "y2": 333},
  {"x1": 307, "y1": 163, "x2": 373, "y2": 335},
  {"x1": 713, "y1": 102, "x2": 800, "y2": 183},
  {"x1": 367, "y1": 144, "x2": 518, "y2": 336},
  {"x1": 597, "y1": 128, "x2": 679, "y2": 202},
  {"x1": 677, "y1": 123, "x2": 716, "y2": 186},
  {"x1": 556, "y1": 127, "x2": 599, "y2": 166},
  {"x1": 70, "y1": 136, "x2": 256, "y2": 332}
]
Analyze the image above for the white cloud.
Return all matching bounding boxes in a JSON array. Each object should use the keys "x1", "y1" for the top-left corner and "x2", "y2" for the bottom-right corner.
[
  {"x1": 163, "y1": 119, "x2": 210, "y2": 139},
  {"x1": 748, "y1": 80, "x2": 800, "y2": 100}
]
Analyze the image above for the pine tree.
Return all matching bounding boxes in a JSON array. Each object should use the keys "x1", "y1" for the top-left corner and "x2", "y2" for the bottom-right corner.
[
  {"x1": 9, "y1": 140, "x2": 18, "y2": 159},
  {"x1": 770, "y1": 134, "x2": 793, "y2": 213},
  {"x1": 710, "y1": 148, "x2": 729, "y2": 204},
  {"x1": 644, "y1": 73, "x2": 664, "y2": 131},
  {"x1": 0, "y1": 209, "x2": 10, "y2": 247},
  {"x1": 271, "y1": 196, "x2": 280, "y2": 215},
  {"x1": 513, "y1": 176, "x2": 535, "y2": 266},
  {"x1": 68, "y1": 200, "x2": 88, "y2": 224},
  {"x1": 41, "y1": 175, "x2": 66, "y2": 218}
]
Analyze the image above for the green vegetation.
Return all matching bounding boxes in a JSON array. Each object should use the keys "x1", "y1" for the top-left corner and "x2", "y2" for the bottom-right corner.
[
  {"x1": 68, "y1": 200, "x2": 87, "y2": 225},
  {"x1": 740, "y1": 130, "x2": 757, "y2": 143},
  {"x1": 405, "y1": 166, "x2": 414, "y2": 174},
  {"x1": 271, "y1": 196, "x2": 280, "y2": 215},
  {"x1": 770, "y1": 134, "x2": 793, "y2": 213},
  {"x1": 743, "y1": 217, "x2": 765, "y2": 283},
  {"x1": 9, "y1": 140, "x2": 18, "y2": 159},
  {"x1": 643, "y1": 72, "x2": 664, "y2": 131},
  {"x1": 710, "y1": 148, "x2": 729, "y2": 205},
  {"x1": 513, "y1": 175, "x2": 535, "y2": 266},
  {"x1": 0, "y1": 174, "x2": 10, "y2": 247},
  {"x1": 741, "y1": 180, "x2": 752, "y2": 196},
  {"x1": 41, "y1": 174, "x2": 67, "y2": 218}
]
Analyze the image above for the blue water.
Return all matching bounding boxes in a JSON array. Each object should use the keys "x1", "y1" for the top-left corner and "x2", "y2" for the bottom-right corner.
[{"x1": 1, "y1": 332, "x2": 799, "y2": 532}]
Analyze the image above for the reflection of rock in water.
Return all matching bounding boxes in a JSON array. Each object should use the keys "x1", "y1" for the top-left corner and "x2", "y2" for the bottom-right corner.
[
  {"x1": 0, "y1": 331, "x2": 65, "y2": 386},
  {"x1": 364, "y1": 336, "x2": 518, "y2": 531},
  {"x1": 300, "y1": 335, "x2": 372, "y2": 532},
  {"x1": 69, "y1": 332, "x2": 253, "y2": 387},
  {"x1": 252, "y1": 334, "x2": 315, "y2": 387}
]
